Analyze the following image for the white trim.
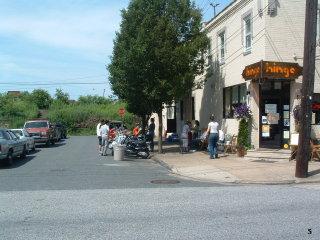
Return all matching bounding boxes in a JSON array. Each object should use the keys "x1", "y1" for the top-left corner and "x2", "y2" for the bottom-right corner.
[{"x1": 242, "y1": 9, "x2": 253, "y2": 54}]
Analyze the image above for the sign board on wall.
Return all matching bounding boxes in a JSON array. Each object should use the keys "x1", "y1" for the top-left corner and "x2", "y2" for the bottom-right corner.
[
  {"x1": 242, "y1": 61, "x2": 303, "y2": 80},
  {"x1": 262, "y1": 125, "x2": 270, "y2": 137}
]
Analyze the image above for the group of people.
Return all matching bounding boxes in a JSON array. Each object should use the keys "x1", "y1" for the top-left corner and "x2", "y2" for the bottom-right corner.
[
  {"x1": 96, "y1": 117, "x2": 156, "y2": 155},
  {"x1": 96, "y1": 116, "x2": 220, "y2": 159},
  {"x1": 181, "y1": 116, "x2": 222, "y2": 159},
  {"x1": 96, "y1": 119, "x2": 110, "y2": 156}
]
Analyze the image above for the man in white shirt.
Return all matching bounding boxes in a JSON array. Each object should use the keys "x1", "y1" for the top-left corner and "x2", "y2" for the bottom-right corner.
[
  {"x1": 100, "y1": 120, "x2": 110, "y2": 156},
  {"x1": 96, "y1": 120, "x2": 105, "y2": 154}
]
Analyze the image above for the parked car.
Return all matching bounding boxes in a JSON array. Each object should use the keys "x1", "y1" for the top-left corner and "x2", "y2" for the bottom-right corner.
[
  {"x1": 24, "y1": 120, "x2": 56, "y2": 146},
  {"x1": 52, "y1": 122, "x2": 67, "y2": 140},
  {"x1": 109, "y1": 120, "x2": 124, "y2": 130},
  {"x1": 0, "y1": 128, "x2": 28, "y2": 165},
  {"x1": 11, "y1": 129, "x2": 36, "y2": 152}
]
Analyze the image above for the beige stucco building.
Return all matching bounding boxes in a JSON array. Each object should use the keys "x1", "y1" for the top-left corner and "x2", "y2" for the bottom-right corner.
[{"x1": 159, "y1": 0, "x2": 320, "y2": 150}]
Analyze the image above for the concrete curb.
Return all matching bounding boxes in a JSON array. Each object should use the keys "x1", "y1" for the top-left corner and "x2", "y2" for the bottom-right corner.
[{"x1": 151, "y1": 156, "x2": 320, "y2": 185}]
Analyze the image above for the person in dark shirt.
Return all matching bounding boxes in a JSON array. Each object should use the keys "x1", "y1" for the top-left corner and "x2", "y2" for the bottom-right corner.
[{"x1": 148, "y1": 118, "x2": 155, "y2": 152}]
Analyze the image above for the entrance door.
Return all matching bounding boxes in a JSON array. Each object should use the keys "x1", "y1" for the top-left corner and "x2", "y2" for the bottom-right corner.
[
  {"x1": 166, "y1": 106, "x2": 176, "y2": 133},
  {"x1": 260, "y1": 81, "x2": 290, "y2": 148}
]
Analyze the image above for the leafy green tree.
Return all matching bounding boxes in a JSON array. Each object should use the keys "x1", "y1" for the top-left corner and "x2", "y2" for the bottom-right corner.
[
  {"x1": 108, "y1": 0, "x2": 209, "y2": 152},
  {"x1": 77, "y1": 95, "x2": 113, "y2": 105},
  {"x1": 54, "y1": 88, "x2": 69, "y2": 105},
  {"x1": 31, "y1": 89, "x2": 52, "y2": 109}
]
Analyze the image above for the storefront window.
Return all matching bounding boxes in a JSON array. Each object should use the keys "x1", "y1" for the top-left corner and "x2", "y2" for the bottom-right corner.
[
  {"x1": 224, "y1": 88, "x2": 231, "y2": 118},
  {"x1": 240, "y1": 84, "x2": 246, "y2": 104},
  {"x1": 223, "y1": 84, "x2": 247, "y2": 118}
]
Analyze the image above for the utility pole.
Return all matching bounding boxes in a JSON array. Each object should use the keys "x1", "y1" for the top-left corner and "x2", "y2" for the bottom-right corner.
[{"x1": 295, "y1": 0, "x2": 318, "y2": 178}]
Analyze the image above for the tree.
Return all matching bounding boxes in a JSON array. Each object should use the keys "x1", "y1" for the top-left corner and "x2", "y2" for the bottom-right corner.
[
  {"x1": 31, "y1": 89, "x2": 52, "y2": 109},
  {"x1": 54, "y1": 88, "x2": 69, "y2": 105},
  {"x1": 77, "y1": 95, "x2": 113, "y2": 105},
  {"x1": 108, "y1": 0, "x2": 209, "y2": 152}
]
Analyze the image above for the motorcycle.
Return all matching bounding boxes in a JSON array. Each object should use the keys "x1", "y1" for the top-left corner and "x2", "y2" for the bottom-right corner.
[
  {"x1": 108, "y1": 129, "x2": 150, "y2": 159},
  {"x1": 124, "y1": 134, "x2": 150, "y2": 158}
]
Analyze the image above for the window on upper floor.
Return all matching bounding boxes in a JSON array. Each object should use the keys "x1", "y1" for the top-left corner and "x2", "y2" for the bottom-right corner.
[
  {"x1": 243, "y1": 14, "x2": 252, "y2": 53},
  {"x1": 223, "y1": 84, "x2": 247, "y2": 118},
  {"x1": 218, "y1": 31, "x2": 226, "y2": 64}
]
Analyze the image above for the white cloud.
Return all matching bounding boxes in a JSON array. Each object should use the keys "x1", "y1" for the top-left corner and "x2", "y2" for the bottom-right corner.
[{"x1": 0, "y1": 7, "x2": 122, "y2": 52}]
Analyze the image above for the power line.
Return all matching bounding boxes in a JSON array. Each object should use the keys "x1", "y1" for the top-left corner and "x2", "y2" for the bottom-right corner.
[
  {"x1": 208, "y1": 2, "x2": 271, "y2": 56},
  {"x1": 0, "y1": 82, "x2": 107, "y2": 86}
]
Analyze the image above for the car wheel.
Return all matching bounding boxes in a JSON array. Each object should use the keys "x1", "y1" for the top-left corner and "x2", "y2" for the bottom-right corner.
[
  {"x1": 6, "y1": 151, "x2": 14, "y2": 166},
  {"x1": 20, "y1": 146, "x2": 27, "y2": 159},
  {"x1": 46, "y1": 140, "x2": 50, "y2": 147}
]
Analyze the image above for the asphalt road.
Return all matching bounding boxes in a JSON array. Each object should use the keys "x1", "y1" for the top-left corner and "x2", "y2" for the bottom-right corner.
[
  {"x1": 0, "y1": 136, "x2": 216, "y2": 191},
  {"x1": 0, "y1": 136, "x2": 320, "y2": 240}
]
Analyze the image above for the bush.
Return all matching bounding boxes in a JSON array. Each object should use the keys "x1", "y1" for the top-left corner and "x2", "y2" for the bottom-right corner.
[
  {"x1": 46, "y1": 102, "x2": 136, "y2": 135},
  {"x1": 237, "y1": 118, "x2": 250, "y2": 150}
]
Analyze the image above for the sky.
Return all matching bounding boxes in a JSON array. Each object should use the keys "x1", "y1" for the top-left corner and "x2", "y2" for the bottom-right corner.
[{"x1": 0, "y1": 0, "x2": 233, "y2": 100}]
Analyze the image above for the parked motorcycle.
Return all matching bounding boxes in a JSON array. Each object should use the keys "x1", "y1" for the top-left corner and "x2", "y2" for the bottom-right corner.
[
  {"x1": 124, "y1": 135, "x2": 150, "y2": 158},
  {"x1": 108, "y1": 129, "x2": 150, "y2": 159}
]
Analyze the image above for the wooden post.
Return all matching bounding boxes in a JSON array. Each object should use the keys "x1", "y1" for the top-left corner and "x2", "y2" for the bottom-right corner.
[{"x1": 295, "y1": 0, "x2": 318, "y2": 178}]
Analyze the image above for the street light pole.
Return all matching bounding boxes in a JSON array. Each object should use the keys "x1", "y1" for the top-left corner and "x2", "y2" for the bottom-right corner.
[
  {"x1": 295, "y1": 0, "x2": 318, "y2": 178},
  {"x1": 210, "y1": 3, "x2": 220, "y2": 17}
]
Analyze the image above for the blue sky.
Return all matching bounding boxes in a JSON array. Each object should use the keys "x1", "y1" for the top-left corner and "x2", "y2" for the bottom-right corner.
[{"x1": 0, "y1": 0, "x2": 233, "y2": 100}]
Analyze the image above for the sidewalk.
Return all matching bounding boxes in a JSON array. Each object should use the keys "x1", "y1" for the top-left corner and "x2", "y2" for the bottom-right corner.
[{"x1": 151, "y1": 142, "x2": 320, "y2": 184}]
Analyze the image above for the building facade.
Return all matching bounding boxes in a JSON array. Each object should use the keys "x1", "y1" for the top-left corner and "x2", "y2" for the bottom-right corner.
[{"x1": 160, "y1": 0, "x2": 320, "y2": 149}]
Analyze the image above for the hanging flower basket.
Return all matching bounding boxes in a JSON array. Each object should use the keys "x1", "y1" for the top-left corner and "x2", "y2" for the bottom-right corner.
[
  {"x1": 234, "y1": 105, "x2": 252, "y2": 153},
  {"x1": 292, "y1": 104, "x2": 300, "y2": 132}
]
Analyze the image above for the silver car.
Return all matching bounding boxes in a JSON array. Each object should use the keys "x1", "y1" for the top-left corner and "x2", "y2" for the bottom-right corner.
[
  {"x1": 0, "y1": 128, "x2": 28, "y2": 165},
  {"x1": 11, "y1": 129, "x2": 36, "y2": 152}
]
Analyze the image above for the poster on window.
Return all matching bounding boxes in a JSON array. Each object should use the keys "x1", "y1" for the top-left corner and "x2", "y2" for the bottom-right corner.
[
  {"x1": 262, "y1": 116, "x2": 268, "y2": 124},
  {"x1": 283, "y1": 111, "x2": 289, "y2": 119},
  {"x1": 283, "y1": 119, "x2": 290, "y2": 126},
  {"x1": 283, "y1": 105, "x2": 289, "y2": 110},
  {"x1": 262, "y1": 125, "x2": 270, "y2": 137},
  {"x1": 283, "y1": 131, "x2": 290, "y2": 139},
  {"x1": 268, "y1": 113, "x2": 279, "y2": 124},
  {"x1": 265, "y1": 104, "x2": 277, "y2": 114}
]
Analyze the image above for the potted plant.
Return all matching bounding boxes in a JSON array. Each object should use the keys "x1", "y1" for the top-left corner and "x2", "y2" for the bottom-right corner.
[{"x1": 234, "y1": 104, "x2": 252, "y2": 157}]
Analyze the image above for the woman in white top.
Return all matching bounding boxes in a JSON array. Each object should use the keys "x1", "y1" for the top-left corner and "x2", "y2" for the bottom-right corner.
[
  {"x1": 181, "y1": 120, "x2": 191, "y2": 152},
  {"x1": 206, "y1": 115, "x2": 219, "y2": 159}
]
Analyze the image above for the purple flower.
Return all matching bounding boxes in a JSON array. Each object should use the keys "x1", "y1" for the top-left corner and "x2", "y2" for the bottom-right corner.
[
  {"x1": 234, "y1": 105, "x2": 252, "y2": 121},
  {"x1": 293, "y1": 105, "x2": 300, "y2": 121}
]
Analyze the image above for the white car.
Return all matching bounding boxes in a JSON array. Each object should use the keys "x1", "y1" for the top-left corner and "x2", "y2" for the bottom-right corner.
[
  {"x1": 11, "y1": 129, "x2": 36, "y2": 152},
  {"x1": 0, "y1": 128, "x2": 28, "y2": 165}
]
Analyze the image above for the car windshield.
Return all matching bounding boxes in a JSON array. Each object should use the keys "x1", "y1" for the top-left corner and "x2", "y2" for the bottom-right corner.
[
  {"x1": 109, "y1": 122, "x2": 123, "y2": 129},
  {"x1": 12, "y1": 130, "x2": 23, "y2": 137},
  {"x1": 25, "y1": 122, "x2": 48, "y2": 128}
]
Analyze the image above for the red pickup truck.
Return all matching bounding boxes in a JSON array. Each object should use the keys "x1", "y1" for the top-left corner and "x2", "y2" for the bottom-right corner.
[{"x1": 24, "y1": 120, "x2": 56, "y2": 146}]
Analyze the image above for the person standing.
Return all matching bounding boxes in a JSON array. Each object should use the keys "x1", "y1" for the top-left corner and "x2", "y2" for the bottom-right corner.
[
  {"x1": 206, "y1": 115, "x2": 219, "y2": 159},
  {"x1": 181, "y1": 120, "x2": 191, "y2": 152},
  {"x1": 100, "y1": 120, "x2": 110, "y2": 156},
  {"x1": 133, "y1": 124, "x2": 140, "y2": 136},
  {"x1": 148, "y1": 118, "x2": 155, "y2": 152},
  {"x1": 192, "y1": 120, "x2": 201, "y2": 139},
  {"x1": 96, "y1": 119, "x2": 105, "y2": 154}
]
